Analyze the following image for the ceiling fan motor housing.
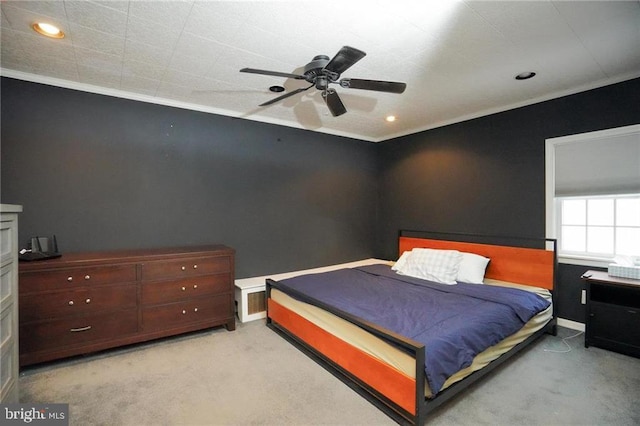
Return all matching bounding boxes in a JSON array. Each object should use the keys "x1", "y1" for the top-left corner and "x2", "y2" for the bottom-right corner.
[{"x1": 304, "y1": 55, "x2": 331, "y2": 81}]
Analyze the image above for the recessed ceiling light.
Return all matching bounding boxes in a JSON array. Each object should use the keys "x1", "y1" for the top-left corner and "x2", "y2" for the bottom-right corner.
[
  {"x1": 515, "y1": 71, "x2": 536, "y2": 80},
  {"x1": 32, "y1": 22, "x2": 65, "y2": 39},
  {"x1": 385, "y1": 115, "x2": 397, "y2": 122}
]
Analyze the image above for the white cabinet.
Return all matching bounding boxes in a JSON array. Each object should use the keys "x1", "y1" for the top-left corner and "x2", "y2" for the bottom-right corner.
[{"x1": 1, "y1": 204, "x2": 22, "y2": 404}]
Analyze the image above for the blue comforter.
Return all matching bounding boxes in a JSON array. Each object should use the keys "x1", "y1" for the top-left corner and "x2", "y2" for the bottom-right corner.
[{"x1": 276, "y1": 264, "x2": 550, "y2": 394}]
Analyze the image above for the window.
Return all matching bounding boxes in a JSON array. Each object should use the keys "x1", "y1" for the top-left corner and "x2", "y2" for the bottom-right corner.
[
  {"x1": 557, "y1": 195, "x2": 640, "y2": 260},
  {"x1": 546, "y1": 124, "x2": 640, "y2": 266}
]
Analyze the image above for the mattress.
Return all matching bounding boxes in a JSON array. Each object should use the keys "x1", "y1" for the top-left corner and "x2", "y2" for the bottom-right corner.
[{"x1": 269, "y1": 260, "x2": 552, "y2": 398}]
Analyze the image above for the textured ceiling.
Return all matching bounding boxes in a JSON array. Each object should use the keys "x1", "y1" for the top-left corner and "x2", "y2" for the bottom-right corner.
[{"x1": 1, "y1": 0, "x2": 639, "y2": 142}]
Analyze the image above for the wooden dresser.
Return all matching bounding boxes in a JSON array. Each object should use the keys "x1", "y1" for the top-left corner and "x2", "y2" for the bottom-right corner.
[{"x1": 19, "y1": 245, "x2": 235, "y2": 366}]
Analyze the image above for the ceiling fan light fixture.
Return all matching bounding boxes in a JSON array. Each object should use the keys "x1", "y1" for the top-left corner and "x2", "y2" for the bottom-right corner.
[
  {"x1": 32, "y1": 22, "x2": 65, "y2": 38},
  {"x1": 269, "y1": 85, "x2": 285, "y2": 93},
  {"x1": 515, "y1": 71, "x2": 536, "y2": 80}
]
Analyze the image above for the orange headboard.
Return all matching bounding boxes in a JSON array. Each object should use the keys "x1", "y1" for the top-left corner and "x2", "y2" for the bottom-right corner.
[{"x1": 398, "y1": 236, "x2": 556, "y2": 290}]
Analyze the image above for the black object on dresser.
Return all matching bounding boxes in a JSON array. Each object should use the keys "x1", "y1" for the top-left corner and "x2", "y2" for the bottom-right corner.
[
  {"x1": 582, "y1": 270, "x2": 640, "y2": 358},
  {"x1": 19, "y1": 245, "x2": 235, "y2": 366}
]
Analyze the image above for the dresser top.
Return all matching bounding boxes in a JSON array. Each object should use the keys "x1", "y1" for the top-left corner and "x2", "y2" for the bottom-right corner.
[
  {"x1": 19, "y1": 245, "x2": 234, "y2": 271},
  {"x1": 0, "y1": 204, "x2": 23, "y2": 213}
]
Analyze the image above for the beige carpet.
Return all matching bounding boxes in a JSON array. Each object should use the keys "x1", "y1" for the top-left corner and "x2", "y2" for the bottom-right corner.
[
  {"x1": 20, "y1": 321, "x2": 394, "y2": 425},
  {"x1": 20, "y1": 322, "x2": 640, "y2": 425}
]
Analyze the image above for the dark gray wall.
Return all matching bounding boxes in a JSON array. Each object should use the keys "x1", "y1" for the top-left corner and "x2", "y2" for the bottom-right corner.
[
  {"x1": 2, "y1": 77, "x2": 639, "y2": 322},
  {"x1": 376, "y1": 77, "x2": 640, "y2": 322},
  {"x1": 0, "y1": 78, "x2": 378, "y2": 278}
]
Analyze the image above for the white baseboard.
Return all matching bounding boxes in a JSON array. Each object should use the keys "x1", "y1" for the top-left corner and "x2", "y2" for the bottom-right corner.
[{"x1": 557, "y1": 317, "x2": 585, "y2": 332}]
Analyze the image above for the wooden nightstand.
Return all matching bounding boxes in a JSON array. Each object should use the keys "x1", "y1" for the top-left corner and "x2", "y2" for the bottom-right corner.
[{"x1": 582, "y1": 270, "x2": 640, "y2": 358}]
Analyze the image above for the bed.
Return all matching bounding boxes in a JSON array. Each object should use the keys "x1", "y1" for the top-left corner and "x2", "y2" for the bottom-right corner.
[{"x1": 266, "y1": 231, "x2": 557, "y2": 425}]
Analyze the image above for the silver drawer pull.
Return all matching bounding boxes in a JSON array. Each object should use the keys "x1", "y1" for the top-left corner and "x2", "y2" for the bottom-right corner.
[
  {"x1": 70, "y1": 326, "x2": 92, "y2": 332},
  {"x1": 84, "y1": 275, "x2": 91, "y2": 280},
  {"x1": 68, "y1": 300, "x2": 74, "y2": 306},
  {"x1": 193, "y1": 264, "x2": 198, "y2": 269},
  {"x1": 182, "y1": 310, "x2": 186, "y2": 314},
  {"x1": 181, "y1": 286, "x2": 186, "y2": 291},
  {"x1": 67, "y1": 276, "x2": 73, "y2": 282},
  {"x1": 181, "y1": 266, "x2": 186, "y2": 271},
  {"x1": 193, "y1": 284, "x2": 198, "y2": 289},
  {"x1": 194, "y1": 307, "x2": 198, "y2": 312},
  {"x1": 85, "y1": 298, "x2": 91, "y2": 304}
]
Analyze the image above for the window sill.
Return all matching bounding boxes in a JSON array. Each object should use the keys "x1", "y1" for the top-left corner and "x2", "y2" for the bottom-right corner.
[{"x1": 558, "y1": 255, "x2": 610, "y2": 268}]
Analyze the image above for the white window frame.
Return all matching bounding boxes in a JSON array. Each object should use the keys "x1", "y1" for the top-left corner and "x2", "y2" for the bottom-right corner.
[
  {"x1": 545, "y1": 124, "x2": 640, "y2": 267},
  {"x1": 555, "y1": 194, "x2": 640, "y2": 261}
]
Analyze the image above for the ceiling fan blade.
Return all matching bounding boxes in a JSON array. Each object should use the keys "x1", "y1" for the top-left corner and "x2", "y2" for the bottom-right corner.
[
  {"x1": 322, "y1": 89, "x2": 347, "y2": 117},
  {"x1": 240, "y1": 68, "x2": 306, "y2": 80},
  {"x1": 259, "y1": 84, "x2": 313, "y2": 107},
  {"x1": 340, "y1": 78, "x2": 407, "y2": 94},
  {"x1": 324, "y1": 46, "x2": 366, "y2": 75}
]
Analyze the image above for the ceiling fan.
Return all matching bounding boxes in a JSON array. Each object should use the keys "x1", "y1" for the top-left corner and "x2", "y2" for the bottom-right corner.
[{"x1": 240, "y1": 46, "x2": 407, "y2": 117}]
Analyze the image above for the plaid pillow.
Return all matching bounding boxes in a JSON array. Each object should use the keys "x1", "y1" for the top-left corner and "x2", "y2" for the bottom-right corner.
[{"x1": 395, "y1": 248, "x2": 463, "y2": 284}]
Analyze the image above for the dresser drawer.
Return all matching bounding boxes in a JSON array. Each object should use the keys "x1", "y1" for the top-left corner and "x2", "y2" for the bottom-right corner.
[
  {"x1": 141, "y1": 256, "x2": 230, "y2": 281},
  {"x1": 19, "y1": 308, "x2": 138, "y2": 354},
  {"x1": 20, "y1": 264, "x2": 137, "y2": 293},
  {"x1": 141, "y1": 273, "x2": 231, "y2": 305},
  {"x1": 1, "y1": 264, "x2": 16, "y2": 310},
  {"x1": 0, "y1": 220, "x2": 15, "y2": 262},
  {"x1": 1, "y1": 303, "x2": 16, "y2": 348},
  {"x1": 20, "y1": 283, "x2": 137, "y2": 322},
  {"x1": 1, "y1": 315, "x2": 18, "y2": 400},
  {"x1": 142, "y1": 294, "x2": 232, "y2": 331}
]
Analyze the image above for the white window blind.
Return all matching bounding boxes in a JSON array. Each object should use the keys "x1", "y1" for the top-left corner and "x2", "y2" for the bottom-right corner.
[
  {"x1": 554, "y1": 131, "x2": 640, "y2": 197},
  {"x1": 546, "y1": 124, "x2": 640, "y2": 265}
]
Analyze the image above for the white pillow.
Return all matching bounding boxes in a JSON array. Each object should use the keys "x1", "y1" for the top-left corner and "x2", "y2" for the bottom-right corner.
[
  {"x1": 395, "y1": 248, "x2": 462, "y2": 285},
  {"x1": 457, "y1": 252, "x2": 490, "y2": 284},
  {"x1": 392, "y1": 251, "x2": 412, "y2": 271}
]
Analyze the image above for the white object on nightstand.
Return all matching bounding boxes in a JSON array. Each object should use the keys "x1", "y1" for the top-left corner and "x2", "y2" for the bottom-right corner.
[{"x1": 1, "y1": 204, "x2": 22, "y2": 404}]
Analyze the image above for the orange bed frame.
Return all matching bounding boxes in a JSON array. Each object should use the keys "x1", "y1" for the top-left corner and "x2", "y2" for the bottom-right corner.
[{"x1": 266, "y1": 231, "x2": 557, "y2": 425}]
